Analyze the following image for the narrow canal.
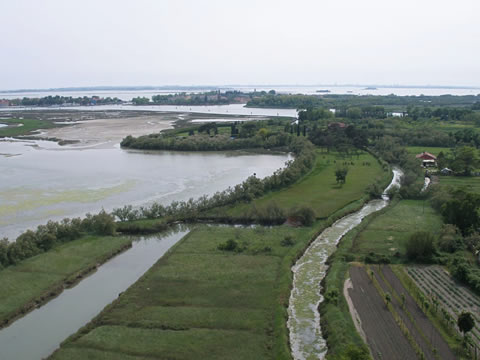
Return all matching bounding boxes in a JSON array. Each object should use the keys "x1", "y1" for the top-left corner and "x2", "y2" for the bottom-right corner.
[
  {"x1": 0, "y1": 227, "x2": 189, "y2": 360},
  {"x1": 288, "y1": 168, "x2": 403, "y2": 360}
]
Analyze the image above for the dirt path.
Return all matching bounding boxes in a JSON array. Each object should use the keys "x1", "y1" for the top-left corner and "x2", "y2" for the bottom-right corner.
[{"x1": 343, "y1": 278, "x2": 369, "y2": 344}]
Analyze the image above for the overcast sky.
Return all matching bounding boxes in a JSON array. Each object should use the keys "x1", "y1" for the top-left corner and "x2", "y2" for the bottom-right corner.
[{"x1": 1, "y1": 0, "x2": 479, "y2": 90}]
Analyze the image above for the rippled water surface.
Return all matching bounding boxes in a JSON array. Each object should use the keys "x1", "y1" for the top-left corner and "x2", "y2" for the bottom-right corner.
[{"x1": 0, "y1": 139, "x2": 289, "y2": 240}]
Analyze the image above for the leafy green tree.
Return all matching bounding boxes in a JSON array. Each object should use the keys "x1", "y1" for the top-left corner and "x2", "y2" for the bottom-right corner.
[
  {"x1": 239, "y1": 122, "x2": 257, "y2": 138},
  {"x1": 458, "y1": 312, "x2": 475, "y2": 337},
  {"x1": 335, "y1": 167, "x2": 349, "y2": 184},
  {"x1": 288, "y1": 206, "x2": 316, "y2": 226},
  {"x1": 132, "y1": 96, "x2": 150, "y2": 105},
  {"x1": 257, "y1": 128, "x2": 268, "y2": 139},
  {"x1": 0, "y1": 238, "x2": 9, "y2": 268},
  {"x1": 441, "y1": 189, "x2": 480, "y2": 235},
  {"x1": 325, "y1": 289, "x2": 339, "y2": 305},
  {"x1": 437, "y1": 224, "x2": 464, "y2": 253},
  {"x1": 385, "y1": 292, "x2": 392, "y2": 307},
  {"x1": 341, "y1": 345, "x2": 370, "y2": 360},
  {"x1": 406, "y1": 231, "x2": 436, "y2": 260},
  {"x1": 452, "y1": 146, "x2": 479, "y2": 176}
]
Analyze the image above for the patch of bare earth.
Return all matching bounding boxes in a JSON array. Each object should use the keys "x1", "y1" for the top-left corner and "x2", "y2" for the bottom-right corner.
[
  {"x1": 373, "y1": 265, "x2": 456, "y2": 360},
  {"x1": 38, "y1": 114, "x2": 174, "y2": 148},
  {"x1": 348, "y1": 265, "x2": 418, "y2": 360}
]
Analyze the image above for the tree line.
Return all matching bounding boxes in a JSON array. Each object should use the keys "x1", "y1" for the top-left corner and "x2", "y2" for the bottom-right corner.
[
  {"x1": 115, "y1": 136, "x2": 316, "y2": 225},
  {"x1": 7, "y1": 95, "x2": 122, "y2": 106},
  {"x1": 0, "y1": 211, "x2": 116, "y2": 269}
]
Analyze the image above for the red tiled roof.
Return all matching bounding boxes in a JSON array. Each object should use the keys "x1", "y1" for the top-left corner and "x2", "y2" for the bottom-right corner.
[{"x1": 416, "y1": 152, "x2": 437, "y2": 160}]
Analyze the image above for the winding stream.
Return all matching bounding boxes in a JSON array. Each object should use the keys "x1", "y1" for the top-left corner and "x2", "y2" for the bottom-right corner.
[{"x1": 287, "y1": 168, "x2": 403, "y2": 360}]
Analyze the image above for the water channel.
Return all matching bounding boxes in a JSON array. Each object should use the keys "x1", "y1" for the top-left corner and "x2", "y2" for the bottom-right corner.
[
  {"x1": 287, "y1": 168, "x2": 403, "y2": 360},
  {"x1": 0, "y1": 227, "x2": 189, "y2": 360}
]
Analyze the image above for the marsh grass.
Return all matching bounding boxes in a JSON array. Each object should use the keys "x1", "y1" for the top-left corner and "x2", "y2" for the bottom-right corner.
[{"x1": 50, "y1": 225, "x2": 317, "y2": 360}]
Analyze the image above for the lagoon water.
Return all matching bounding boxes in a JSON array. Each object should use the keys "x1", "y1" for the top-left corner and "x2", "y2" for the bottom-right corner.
[
  {"x1": 0, "y1": 139, "x2": 290, "y2": 240},
  {"x1": 0, "y1": 103, "x2": 298, "y2": 117}
]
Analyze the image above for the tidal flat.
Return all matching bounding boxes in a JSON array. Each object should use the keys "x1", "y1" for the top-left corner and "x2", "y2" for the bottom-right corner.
[{"x1": 0, "y1": 111, "x2": 289, "y2": 240}]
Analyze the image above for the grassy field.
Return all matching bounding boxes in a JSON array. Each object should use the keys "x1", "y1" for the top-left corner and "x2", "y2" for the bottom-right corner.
[
  {"x1": 0, "y1": 118, "x2": 59, "y2": 137},
  {"x1": 350, "y1": 200, "x2": 443, "y2": 259},
  {"x1": 221, "y1": 150, "x2": 388, "y2": 219},
  {"x1": 406, "y1": 146, "x2": 452, "y2": 156},
  {"x1": 50, "y1": 225, "x2": 317, "y2": 360},
  {"x1": 437, "y1": 175, "x2": 480, "y2": 193},
  {"x1": 0, "y1": 236, "x2": 131, "y2": 327}
]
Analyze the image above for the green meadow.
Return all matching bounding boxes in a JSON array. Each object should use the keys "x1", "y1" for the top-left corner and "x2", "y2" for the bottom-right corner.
[
  {"x1": 437, "y1": 176, "x2": 480, "y2": 193},
  {"x1": 351, "y1": 199, "x2": 443, "y2": 259},
  {"x1": 0, "y1": 118, "x2": 60, "y2": 137},
  {"x1": 222, "y1": 150, "x2": 387, "y2": 219},
  {"x1": 50, "y1": 225, "x2": 317, "y2": 360}
]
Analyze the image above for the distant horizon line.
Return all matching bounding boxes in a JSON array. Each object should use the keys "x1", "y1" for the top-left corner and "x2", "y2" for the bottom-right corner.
[{"x1": 1, "y1": 83, "x2": 480, "y2": 94}]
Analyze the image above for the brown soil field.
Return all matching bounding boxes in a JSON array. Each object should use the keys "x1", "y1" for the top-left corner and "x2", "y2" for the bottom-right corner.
[
  {"x1": 374, "y1": 265, "x2": 456, "y2": 360},
  {"x1": 348, "y1": 265, "x2": 418, "y2": 360}
]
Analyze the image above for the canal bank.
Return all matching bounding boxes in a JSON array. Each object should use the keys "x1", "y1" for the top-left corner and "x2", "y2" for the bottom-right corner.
[{"x1": 288, "y1": 168, "x2": 402, "y2": 360}]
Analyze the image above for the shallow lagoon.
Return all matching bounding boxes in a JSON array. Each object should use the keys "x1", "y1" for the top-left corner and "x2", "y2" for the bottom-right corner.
[{"x1": 0, "y1": 139, "x2": 289, "y2": 240}]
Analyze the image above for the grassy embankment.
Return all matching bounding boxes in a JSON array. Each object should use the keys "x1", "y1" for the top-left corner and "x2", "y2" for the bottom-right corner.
[
  {"x1": 208, "y1": 150, "x2": 387, "y2": 220},
  {"x1": 118, "y1": 150, "x2": 388, "y2": 233},
  {"x1": 0, "y1": 118, "x2": 59, "y2": 137},
  {"x1": 0, "y1": 236, "x2": 131, "y2": 329},
  {"x1": 50, "y1": 150, "x2": 390, "y2": 360}
]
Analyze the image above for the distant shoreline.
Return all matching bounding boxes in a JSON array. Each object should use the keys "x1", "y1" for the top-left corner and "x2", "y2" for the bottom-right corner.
[{"x1": 2, "y1": 83, "x2": 480, "y2": 94}]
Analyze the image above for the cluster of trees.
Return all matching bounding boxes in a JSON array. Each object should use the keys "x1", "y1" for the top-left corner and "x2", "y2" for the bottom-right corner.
[
  {"x1": 407, "y1": 185, "x2": 480, "y2": 292},
  {"x1": 308, "y1": 123, "x2": 368, "y2": 151},
  {"x1": 121, "y1": 119, "x2": 305, "y2": 152},
  {"x1": 247, "y1": 94, "x2": 326, "y2": 109},
  {"x1": 121, "y1": 132, "x2": 293, "y2": 152},
  {"x1": 431, "y1": 187, "x2": 480, "y2": 235},
  {"x1": 114, "y1": 137, "x2": 316, "y2": 224},
  {"x1": 335, "y1": 106, "x2": 387, "y2": 119},
  {"x1": 248, "y1": 93, "x2": 480, "y2": 110},
  {"x1": 0, "y1": 211, "x2": 116, "y2": 269},
  {"x1": 150, "y1": 90, "x2": 249, "y2": 105},
  {"x1": 437, "y1": 146, "x2": 480, "y2": 175},
  {"x1": 8, "y1": 96, "x2": 122, "y2": 106},
  {"x1": 406, "y1": 106, "x2": 477, "y2": 122}
]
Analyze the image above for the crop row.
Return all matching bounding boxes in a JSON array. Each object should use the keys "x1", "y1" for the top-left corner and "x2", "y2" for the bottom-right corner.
[{"x1": 407, "y1": 266, "x2": 480, "y2": 349}]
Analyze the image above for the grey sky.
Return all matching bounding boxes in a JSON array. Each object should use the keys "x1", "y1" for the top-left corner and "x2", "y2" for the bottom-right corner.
[{"x1": 1, "y1": 0, "x2": 479, "y2": 90}]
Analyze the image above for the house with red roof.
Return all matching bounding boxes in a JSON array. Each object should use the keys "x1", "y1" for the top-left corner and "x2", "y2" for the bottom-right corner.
[{"x1": 416, "y1": 152, "x2": 437, "y2": 167}]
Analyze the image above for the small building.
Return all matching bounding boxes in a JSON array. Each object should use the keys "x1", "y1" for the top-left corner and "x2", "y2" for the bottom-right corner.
[
  {"x1": 416, "y1": 152, "x2": 437, "y2": 167},
  {"x1": 441, "y1": 168, "x2": 453, "y2": 175},
  {"x1": 0, "y1": 100, "x2": 10, "y2": 107}
]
